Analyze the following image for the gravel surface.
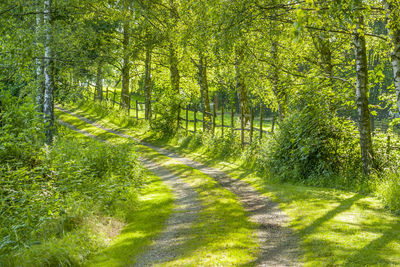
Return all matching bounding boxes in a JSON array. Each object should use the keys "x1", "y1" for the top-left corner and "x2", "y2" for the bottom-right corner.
[
  {"x1": 133, "y1": 159, "x2": 201, "y2": 267},
  {"x1": 58, "y1": 119, "x2": 202, "y2": 266},
  {"x1": 57, "y1": 106, "x2": 301, "y2": 266}
]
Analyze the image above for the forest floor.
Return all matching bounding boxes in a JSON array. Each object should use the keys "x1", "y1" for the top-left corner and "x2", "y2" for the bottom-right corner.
[{"x1": 55, "y1": 104, "x2": 400, "y2": 266}]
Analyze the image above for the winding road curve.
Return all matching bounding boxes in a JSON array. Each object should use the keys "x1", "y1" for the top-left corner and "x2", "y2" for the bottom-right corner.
[{"x1": 57, "y1": 106, "x2": 300, "y2": 266}]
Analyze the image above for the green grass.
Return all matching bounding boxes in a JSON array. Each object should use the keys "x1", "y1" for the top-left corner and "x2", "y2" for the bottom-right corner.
[
  {"x1": 61, "y1": 101, "x2": 400, "y2": 266},
  {"x1": 86, "y1": 171, "x2": 174, "y2": 266},
  {"x1": 57, "y1": 109, "x2": 259, "y2": 266}
]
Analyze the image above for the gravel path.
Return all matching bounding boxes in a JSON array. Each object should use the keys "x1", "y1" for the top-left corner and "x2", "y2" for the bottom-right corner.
[
  {"x1": 133, "y1": 160, "x2": 201, "y2": 267},
  {"x1": 57, "y1": 106, "x2": 300, "y2": 266},
  {"x1": 58, "y1": 118, "x2": 202, "y2": 266}
]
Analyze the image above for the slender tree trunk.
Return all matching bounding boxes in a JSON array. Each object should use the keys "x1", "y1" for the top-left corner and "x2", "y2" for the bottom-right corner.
[
  {"x1": 43, "y1": 0, "x2": 54, "y2": 144},
  {"x1": 121, "y1": 20, "x2": 130, "y2": 108},
  {"x1": 270, "y1": 40, "x2": 287, "y2": 121},
  {"x1": 169, "y1": 43, "x2": 180, "y2": 94},
  {"x1": 144, "y1": 43, "x2": 152, "y2": 120},
  {"x1": 354, "y1": 12, "x2": 374, "y2": 175},
  {"x1": 196, "y1": 53, "x2": 211, "y2": 127},
  {"x1": 235, "y1": 46, "x2": 249, "y2": 125},
  {"x1": 169, "y1": 43, "x2": 181, "y2": 128},
  {"x1": 95, "y1": 60, "x2": 103, "y2": 101},
  {"x1": 386, "y1": 0, "x2": 400, "y2": 114},
  {"x1": 36, "y1": 0, "x2": 44, "y2": 112}
]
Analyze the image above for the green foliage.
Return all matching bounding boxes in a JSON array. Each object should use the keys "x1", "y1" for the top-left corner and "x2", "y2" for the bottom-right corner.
[
  {"x1": 265, "y1": 104, "x2": 361, "y2": 186},
  {"x1": 0, "y1": 117, "x2": 143, "y2": 263},
  {"x1": 373, "y1": 171, "x2": 400, "y2": 212},
  {"x1": 0, "y1": 91, "x2": 44, "y2": 166},
  {"x1": 151, "y1": 93, "x2": 182, "y2": 136}
]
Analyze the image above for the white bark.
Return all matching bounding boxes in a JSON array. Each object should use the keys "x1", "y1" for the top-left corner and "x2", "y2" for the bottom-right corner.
[
  {"x1": 43, "y1": 0, "x2": 54, "y2": 144},
  {"x1": 36, "y1": 0, "x2": 44, "y2": 112},
  {"x1": 386, "y1": 1, "x2": 400, "y2": 114}
]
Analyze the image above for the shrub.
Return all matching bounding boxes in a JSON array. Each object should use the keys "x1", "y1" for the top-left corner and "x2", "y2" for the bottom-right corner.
[
  {"x1": 264, "y1": 104, "x2": 362, "y2": 186},
  {"x1": 0, "y1": 91, "x2": 44, "y2": 166}
]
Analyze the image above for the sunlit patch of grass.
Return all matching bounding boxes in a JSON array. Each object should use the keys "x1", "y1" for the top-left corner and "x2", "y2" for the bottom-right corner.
[{"x1": 86, "y1": 171, "x2": 174, "y2": 267}]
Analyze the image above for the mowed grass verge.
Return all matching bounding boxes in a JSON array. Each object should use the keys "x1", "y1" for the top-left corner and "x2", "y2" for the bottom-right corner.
[
  {"x1": 56, "y1": 109, "x2": 259, "y2": 266},
  {"x1": 62, "y1": 102, "x2": 400, "y2": 266}
]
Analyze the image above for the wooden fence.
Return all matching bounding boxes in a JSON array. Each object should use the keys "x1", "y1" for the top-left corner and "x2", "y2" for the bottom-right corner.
[{"x1": 90, "y1": 89, "x2": 275, "y2": 147}]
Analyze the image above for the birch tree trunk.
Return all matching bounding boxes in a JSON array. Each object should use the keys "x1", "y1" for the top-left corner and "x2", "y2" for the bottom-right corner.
[
  {"x1": 144, "y1": 43, "x2": 152, "y2": 120},
  {"x1": 121, "y1": 20, "x2": 131, "y2": 108},
  {"x1": 95, "y1": 60, "x2": 103, "y2": 101},
  {"x1": 43, "y1": 0, "x2": 54, "y2": 144},
  {"x1": 386, "y1": 0, "x2": 400, "y2": 114},
  {"x1": 36, "y1": 0, "x2": 44, "y2": 113},
  {"x1": 354, "y1": 13, "x2": 374, "y2": 175}
]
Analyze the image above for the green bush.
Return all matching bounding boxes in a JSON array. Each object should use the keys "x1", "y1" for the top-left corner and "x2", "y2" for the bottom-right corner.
[
  {"x1": 0, "y1": 91, "x2": 44, "y2": 166},
  {"x1": 263, "y1": 104, "x2": 362, "y2": 186},
  {"x1": 373, "y1": 171, "x2": 400, "y2": 212}
]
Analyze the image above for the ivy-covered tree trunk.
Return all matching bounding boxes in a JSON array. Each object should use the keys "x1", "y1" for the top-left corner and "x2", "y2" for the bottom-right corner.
[
  {"x1": 386, "y1": 0, "x2": 400, "y2": 114},
  {"x1": 95, "y1": 60, "x2": 103, "y2": 101},
  {"x1": 235, "y1": 45, "x2": 249, "y2": 125},
  {"x1": 121, "y1": 20, "x2": 130, "y2": 108},
  {"x1": 36, "y1": 0, "x2": 44, "y2": 113},
  {"x1": 144, "y1": 43, "x2": 152, "y2": 120},
  {"x1": 354, "y1": 13, "x2": 374, "y2": 175},
  {"x1": 43, "y1": 0, "x2": 54, "y2": 144}
]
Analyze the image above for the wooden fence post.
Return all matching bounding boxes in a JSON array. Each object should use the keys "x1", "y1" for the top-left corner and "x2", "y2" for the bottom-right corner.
[
  {"x1": 194, "y1": 108, "x2": 197, "y2": 134},
  {"x1": 250, "y1": 107, "x2": 254, "y2": 145},
  {"x1": 212, "y1": 98, "x2": 216, "y2": 135},
  {"x1": 177, "y1": 105, "x2": 180, "y2": 131},
  {"x1": 240, "y1": 105, "x2": 244, "y2": 148},
  {"x1": 387, "y1": 133, "x2": 391, "y2": 154},
  {"x1": 221, "y1": 105, "x2": 224, "y2": 137},
  {"x1": 128, "y1": 94, "x2": 131, "y2": 116},
  {"x1": 271, "y1": 114, "x2": 276, "y2": 134},
  {"x1": 260, "y1": 104, "x2": 263, "y2": 139},
  {"x1": 113, "y1": 89, "x2": 116, "y2": 108},
  {"x1": 136, "y1": 100, "x2": 139, "y2": 121},
  {"x1": 203, "y1": 107, "x2": 205, "y2": 132},
  {"x1": 231, "y1": 104, "x2": 234, "y2": 137},
  {"x1": 186, "y1": 105, "x2": 189, "y2": 133}
]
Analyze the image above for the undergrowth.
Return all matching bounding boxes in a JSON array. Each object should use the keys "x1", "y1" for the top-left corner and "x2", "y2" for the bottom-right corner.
[{"x1": 0, "y1": 93, "x2": 145, "y2": 265}]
